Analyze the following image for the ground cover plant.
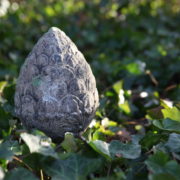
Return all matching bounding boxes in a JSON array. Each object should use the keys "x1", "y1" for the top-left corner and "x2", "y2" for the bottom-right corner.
[{"x1": 0, "y1": 0, "x2": 180, "y2": 179}]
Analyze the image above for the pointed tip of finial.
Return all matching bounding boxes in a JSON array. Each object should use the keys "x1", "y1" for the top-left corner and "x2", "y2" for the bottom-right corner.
[
  {"x1": 48, "y1": 27, "x2": 66, "y2": 37},
  {"x1": 49, "y1": 27, "x2": 60, "y2": 32}
]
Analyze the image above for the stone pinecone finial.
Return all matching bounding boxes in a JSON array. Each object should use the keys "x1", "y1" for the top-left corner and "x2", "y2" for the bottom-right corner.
[{"x1": 14, "y1": 27, "x2": 99, "y2": 141}]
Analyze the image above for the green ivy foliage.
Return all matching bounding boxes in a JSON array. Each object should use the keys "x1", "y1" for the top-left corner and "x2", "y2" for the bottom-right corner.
[{"x1": 0, "y1": 0, "x2": 180, "y2": 179}]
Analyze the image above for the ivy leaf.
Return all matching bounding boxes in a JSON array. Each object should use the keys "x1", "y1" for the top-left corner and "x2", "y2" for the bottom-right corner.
[
  {"x1": 125, "y1": 61, "x2": 145, "y2": 75},
  {"x1": 145, "y1": 151, "x2": 180, "y2": 180},
  {"x1": 113, "y1": 80, "x2": 123, "y2": 94},
  {"x1": 3, "y1": 83, "x2": 15, "y2": 106},
  {"x1": 61, "y1": 132, "x2": 78, "y2": 153},
  {"x1": 0, "y1": 140, "x2": 19, "y2": 161},
  {"x1": 165, "y1": 133, "x2": 180, "y2": 153},
  {"x1": 4, "y1": 167, "x2": 38, "y2": 180},
  {"x1": 165, "y1": 133, "x2": 180, "y2": 159},
  {"x1": 88, "y1": 140, "x2": 111, "y2": 159},
  {"x1": 46, "y1": 154, "x2": 101, "y2": 180},
  {"x1": 153, "y1": 118, "x2": 180, "y2": 133},
  {"x1": 0, "y1": 106, "x2": 11, "y2": 133},
  {"x1": 109, "y1": 139, "x2": 141, "y2": 159},
  {"x1": 140, "y1": 132, "x2": 167, "y2": 150},
  {"x1": 0, "y1": 167, "x2": 5, "y2": 180},
  {"x1": 147, "y1": 106, "x2": 164, "y2": 119},
  {"x1": 0, "y1": 81, "x2": 7, "y2": 93},
  {"x1": 161, "y1": 107, "x2": 180, "y2": 122},
  {"x1": 145, "y1": 151, "x2": 169, "y2": 173},
  {"x1": 89, "y1": 136, "x2": 141, "y2": 160},
  {"x1": 20, "y1": 133, "x2": 58, "y2": 158}
]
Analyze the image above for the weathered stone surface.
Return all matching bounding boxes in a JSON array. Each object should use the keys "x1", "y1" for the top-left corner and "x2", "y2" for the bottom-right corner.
[{"x1": 14, "y1": 27, "x2": 99, "y2": 140}]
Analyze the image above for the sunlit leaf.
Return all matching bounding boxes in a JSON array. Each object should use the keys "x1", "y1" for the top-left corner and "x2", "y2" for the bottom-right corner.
[
  {"x1": 89, "y1": 140, "x2": 111, "y2": 159},
  {"x1": 0, "y1": 167, "x2": 4, "y2": 180},
  {"x1": 101, "y1": 117, "x2": 117, "y2": 127},
  {"x1": 0, "y1": 81, "x2": 7, "y2": 93},
  {"x1": 119, "y1": 100, "x2": 131, "y2": 114},
  {"x1": 161, "y1": 107, "x2": 180, "y2": 122},
  {"x1": 45, "y1": 6, "x2": 55, "y2": 16},
  {"x1": 61, "y1": 132, "x2": 78, "y2": 153},
  {"x1": 113, "y1": 80, "x2": 123, "y2": 94},
  {"x1": 20, "y1": 133, "x2": 58, "y2": 158},
  {"x1": 125, "y1": 61, "x2": 145, "y2": 75}
]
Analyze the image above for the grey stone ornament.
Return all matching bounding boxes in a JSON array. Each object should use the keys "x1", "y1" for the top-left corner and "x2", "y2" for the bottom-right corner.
[{"x1": 14, "y1": 27, "x2": 99, "y2": 141}]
